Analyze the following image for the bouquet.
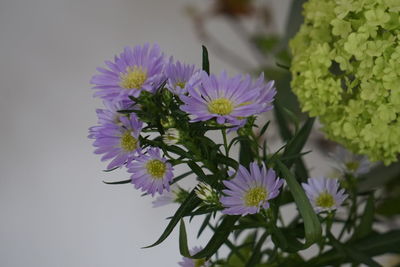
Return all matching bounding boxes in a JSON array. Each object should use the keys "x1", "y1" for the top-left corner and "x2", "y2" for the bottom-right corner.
[{"x1": 88, "y1": 1, "x2": 400, "y2": 265}]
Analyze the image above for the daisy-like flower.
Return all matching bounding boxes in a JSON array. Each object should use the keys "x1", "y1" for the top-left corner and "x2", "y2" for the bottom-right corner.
[
  {"x1": 89, "y1": 114, "x2": 143, "y2": 170},
  {"x1": 151, "y1": 184, "x2": 187, "y2": 208},
  {"x1": 251, "y1": 73, "x2": 276, "y2": 113},
  {"x1": 178, "y1": 247, "x2": 210, "y2": 267},
  {"x1": 96, "y1": 100, "x2": 133, "y2": 125},
  {"x1": 91, "y1": 43, "x2": 165, "y2": 102},
  {"x1": 330, "y1": 146, "x2": 371, "y2": 177},
  {"x1": 180, "y1": 71, "x2": 265, "y2": 126},
  {"x1": 128, "y1": 147, "x2": 173, "y2": 196},
  {"x1": 164, "y1": 58, "x2": 200, "y2": 95},
  {"x1": 302, "y1": 177, "x2": 348, "y2": 213},
  {"x1": 220, "y1": 162, "x2": 284, "y2": 216},
  {"x1": 162, "y1": 128, "x2": 180, "y2": 145}
]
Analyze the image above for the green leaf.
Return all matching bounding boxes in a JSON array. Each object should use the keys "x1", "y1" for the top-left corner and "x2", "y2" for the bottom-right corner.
[
  {"x1": 197, "y1": 213, "x2": 212, "y2": 238},
  {"x1": 308, "y1": 230, "x2": 400, "y2": 266},
  {"x1": 192, "y1": 215, "x2": 240, "y2": 259},
  {"x1": 274, "y1": 160, "x2": 322, "y2": 251},
  {"x1": 179, "y1": 219, "x2": 190, "y2": 257},
  {"x1": 245, "y1": 232, "x2": 269, "y2": 267},
  {"x1": 144, "y1": 190, "x2": 200, "y2": 248},
  {"x1": 187, "y1": 161, "x2": 212, "y2": 184},
  {"x1": 274, "y1": 101, "x2": 293, "y2": 141},
  {"x1": 202, "y1": 45, "x2": 210, "y2": 75},
  {"x1": 328, "y1": 232, "x2": 381, "y2": 267},
  {"x1": 102, "y1": 179, "x2": 131, "y2": 185},
  {"x1": 282, "y1": 117, "x2": 315, "y2": 169},
  {"x1": 353, "y1": 194, "x2": 374, "y2": 240},
  {"x1": 239, "y1": 138, "x2": 254, "y2": 168}
]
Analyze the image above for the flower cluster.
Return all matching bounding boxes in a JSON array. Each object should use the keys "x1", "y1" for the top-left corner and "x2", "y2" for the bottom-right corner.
[
  {"x1": 89, "y1": 43, "x2": 277, "y2": 197},
  {"x1": 290, "y1": 0, "x2": 400, "y2": 164},
  {"x1": 88, "y1": 43, "x2": 353, "y2": 266}
]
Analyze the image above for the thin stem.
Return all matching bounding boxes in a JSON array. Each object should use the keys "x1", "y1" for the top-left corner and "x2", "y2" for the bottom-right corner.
[{"x1": 221, "y1": 129, "x2": 229, "y2": 157}]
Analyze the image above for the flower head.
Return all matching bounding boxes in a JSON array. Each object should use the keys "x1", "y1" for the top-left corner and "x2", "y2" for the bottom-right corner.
[
  {"x1": 128, "y1": 147, "x2": 173, "y2": 196},
  {"x1": 220, "y1": 162, "x2": 283, "y2": 216},
  {"x1": 178, "y1": 247, "x2": 210, "y2": 267},
  {"x1": 152, "y1": 184, "x2": 187, "y2": 207},
  {"x1": 302, "y1": 177, "x2": 348, "y2": 213},
  {"x1": 89, "y1": 114, "x2": 143, "y2": 169},
  {"x1": 195, "y1": 182, "x2": 219, "y2": 206},
  {"x1": 165, "y1": 58, "x2": 200, "y2": 95},
  {"x1": 91, "y1": 43, "x2": 165, "y2": 102},
  {"x1": 330, "y1": 146, "x2": 371, "y2": 177},
  {"x1": 180, "y1": 71, "x2": 271, "y2": 127},
  {"x1": 290, "y1": 0, "x2": 400, "y2": 164},
  {"x1": 162, "y1": 128, "x2": 181, "y2": 145}
]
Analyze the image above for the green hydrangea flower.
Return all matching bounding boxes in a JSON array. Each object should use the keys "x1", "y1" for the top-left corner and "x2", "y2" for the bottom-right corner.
[{"x1": 290, "y1": 0, "x2": 400, "y2": 164}]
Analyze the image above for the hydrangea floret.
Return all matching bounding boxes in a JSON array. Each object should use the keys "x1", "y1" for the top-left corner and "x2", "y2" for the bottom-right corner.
[{"x1": 290, "y1": 0, "x2": 400, "y2": 164}]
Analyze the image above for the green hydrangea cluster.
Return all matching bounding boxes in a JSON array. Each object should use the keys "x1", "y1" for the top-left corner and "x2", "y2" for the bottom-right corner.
[{"x1": 290, "y1": 0, "x2": 400, "y2": 164}]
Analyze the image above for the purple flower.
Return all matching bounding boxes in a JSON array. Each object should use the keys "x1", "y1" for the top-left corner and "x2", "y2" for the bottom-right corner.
[
  {"x1": 152, "y1": 184, "x2": 185, "y2": 207},
  {"x1": 330, "y1": 146, "x2": 371, "y2": 177},
  {"x1": 128, "y1": 147, "x2": 173, "y2": 196},
  {"x1": 180, "y1": 71, "x2": 272, "y2": 126},
  {"x1": 89, "y1": 114, "x2": 143, "y2": 170},
  {"x1": 302, "y1": 177, "x2": 348, "y2": 213},
  {"x1": 165, "y1": 58, "x2": 200, "y2": 95},
  {"x1": 220, "y1": 162, "x2": 283, "y2": 216},
  {"x1": 91, "y1": 43, "x2": 165, "y2": 102},
  {"x1": 178, "y1": 247, "x2": 210, "y2": 267},
  {"x1": 251, "y1": 73, "x2": 276, "y2": 113}
]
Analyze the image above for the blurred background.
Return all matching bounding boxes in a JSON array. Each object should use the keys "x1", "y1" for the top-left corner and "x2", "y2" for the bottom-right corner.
[{"x1": 0, "y1": 0, "x2": 332, "y2": 266}]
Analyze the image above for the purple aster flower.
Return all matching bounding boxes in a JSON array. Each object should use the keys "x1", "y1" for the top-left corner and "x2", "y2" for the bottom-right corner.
[
  {"x1": 302, "y1": 177, "x2": 348, "y2": 213},
  {"x1": 151, "y1": 184, "x2": 180, "y2": 207},
  {"x1": 330, "y1": 146, "x2": 371, "y2": 177},
  {"x1": 180, "y1": 71, "x2": 270, "y2": 126},
  {"x1": 91, "y1": 43, "x2": 165, "y2": 102},
  {"x1": 128, "y1": 147, "x2": 173, "y2": 196},
  {"x1": 251, "y1": 73, "x2": 276, "y2": 113},
  {"x1": 220, "y1": 162, "x2": 284, "y2": 216},
  {"x1": 97, "y1": 100, "x2": 133, "y2": 125},
  {"x1": 178, "y1": 247, "x2": 210, "y2": 267},
  {"x1": 89, "y1": 114, "x2": 143, "y2": 170},
  {"x1": 165, "y1": 58, "x2": 201, "y2": 95}
]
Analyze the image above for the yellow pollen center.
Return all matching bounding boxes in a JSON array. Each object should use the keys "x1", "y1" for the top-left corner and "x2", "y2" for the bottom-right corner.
[
  {"x1": 175, "y1": 81, "x2": 186, "y2": 89},
  {"x1": 244, "y1": 187, "x2": 267, "y2": 207},
  {"x1": 194, "y1": 258, "x2": 207, "y2": 267},
  {"x1": 315, "y1": 192, "x2": 335, "y2": 208},
  {"x1": 119, "y1": 66, "x2": 147, "y2": 89},
  {"x1": 207, "y1": 98, "x2": 234, "y2": 115},
  {"x1": 120, "y1": 132, "x2": 138, "y2": 151},
  {"x1": 345, "y1": 161, "x2": 359, "y2": 172},
  {"x1": 146, "y1": 160, "x2": 167, "y2": 179}
]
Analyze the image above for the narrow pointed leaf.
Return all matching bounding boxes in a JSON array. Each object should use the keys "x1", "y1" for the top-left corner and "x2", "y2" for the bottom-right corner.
[
  {"x1": 144, "y1": 190, "x2": 200, "y2": 248},
  {"x1": 179, "y1": 219, "x2": 190, "y2": 257},
  {"x1": 275, "y1": 160, "x2": 321, "y2": 250},
  {"x1": 102, "y1": 179, "x2": 131, "y2": 185},
  {"x1": 192, "y1": 215, "x2": 240, "y2": 259},
  {"x1": 202, "y1": 45, "x2": 210, "y2": 75},
  {"x1": 354, "y1": 194, "x2": 374, "y2": 240}
]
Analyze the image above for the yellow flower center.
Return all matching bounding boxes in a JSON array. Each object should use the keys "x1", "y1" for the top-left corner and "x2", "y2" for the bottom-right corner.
[
  {"x1": 175, "y1": 81, "x2": 186, "y2": 89},
  {"x1": 119, "y1": 66, "x2": 147, "y2": 89},
  {"x1": 207, "y1": 98, "x2": 234, "y2": 115},
  {"x1": 244, "y1": 187, "x2": 267, "y2": 207},
  {"x1": 146, "y1": 160, "x2": 167, "y2": 179},
  {"x1": 315, "y1": 192, "x2": 335, "y2": 208},
  {"x1": 120, "y1": 132, "x2": 138, "y2": 151},
  {"x1": 194, "y1": 258, "x2": 207, "y2": 267},
  {"x1": 345, "y1": 161, "x2": 359, "y2": 172}
]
